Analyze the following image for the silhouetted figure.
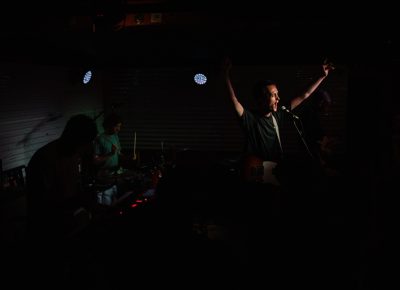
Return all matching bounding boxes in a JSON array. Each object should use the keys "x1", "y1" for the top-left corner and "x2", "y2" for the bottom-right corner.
[{"x1": 25, "y1": 114, "x2": 97, "y2": 286}]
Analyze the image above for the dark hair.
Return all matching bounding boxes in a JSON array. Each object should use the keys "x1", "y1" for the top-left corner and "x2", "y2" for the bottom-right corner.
[
  {"x1": 102, "y1": 113, "x2": 123, "y2": 130},
  {"x1": 252, "y1": 79, "x2": 277, "y2": 101},
  {"x1": 61, "y1": 114, "x2": 97, "y2": 148}
]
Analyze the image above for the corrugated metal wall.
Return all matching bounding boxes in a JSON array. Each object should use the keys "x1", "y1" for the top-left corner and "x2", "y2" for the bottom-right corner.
[
  {"x1": 103, "y1": 66, "x2": 242, "y2": 153},
  {"x1": 103, "y1": 64, "x2": 348, "y2": 156},
  {"x1": 0, "y1": 62, "x2": 103, "y2": 171}
]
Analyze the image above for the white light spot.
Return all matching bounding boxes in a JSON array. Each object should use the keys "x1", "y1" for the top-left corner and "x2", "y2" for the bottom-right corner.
[
  {"x1": 194, "y1": 73, "x2": 207, "y2": 85},
  {"x1": 83, "y1": 70, "x2": 92, "y2": 84}
]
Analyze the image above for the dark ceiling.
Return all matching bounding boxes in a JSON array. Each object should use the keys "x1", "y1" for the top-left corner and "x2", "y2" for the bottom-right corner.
[{"x1": 1, "y1": 1, "x2": 398, "y2": 67}]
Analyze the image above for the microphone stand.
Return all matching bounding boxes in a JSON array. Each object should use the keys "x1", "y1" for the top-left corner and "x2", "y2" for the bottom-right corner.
[{"x1": 292, "y1": 117, "x2": 315, "y2": 160}]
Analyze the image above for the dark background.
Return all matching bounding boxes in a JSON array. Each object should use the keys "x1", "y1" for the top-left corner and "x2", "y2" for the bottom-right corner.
[{"x1": 0, "y1": 1, "x2": 397, "y2": 288}]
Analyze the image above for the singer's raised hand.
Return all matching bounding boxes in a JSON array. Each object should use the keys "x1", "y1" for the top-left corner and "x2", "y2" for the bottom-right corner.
[{"x1": 322, "y1": 58, "x2": 335, "y2": 77}]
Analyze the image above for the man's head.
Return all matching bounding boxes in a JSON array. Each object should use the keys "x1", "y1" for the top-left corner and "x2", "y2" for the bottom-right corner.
[
  {"x1": 253, "y1": 80, "x2": 280, "y2": 113},
  {"x1": 61, "y1": 114, "x2": 98, "y2": 152},
  {"x1": 103, "y1": 113, "x2": 123, "y2": 134}
]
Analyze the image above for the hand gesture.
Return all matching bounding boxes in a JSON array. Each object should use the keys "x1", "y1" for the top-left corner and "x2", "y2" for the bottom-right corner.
[
  {"x1": 322, "y1": 58, "x2": 335, "y2": 77},
  {"x1": 111, "y1": 144, "x2": 117, "y2": 155}
]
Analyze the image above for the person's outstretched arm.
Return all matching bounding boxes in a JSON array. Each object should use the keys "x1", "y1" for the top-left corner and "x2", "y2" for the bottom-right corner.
[
  {"x1": 223, "y1": 58, "x2": 244, "y2": 117},
  {"x1": 290, "y1": 61, "x2": 335, "y2": 110}
]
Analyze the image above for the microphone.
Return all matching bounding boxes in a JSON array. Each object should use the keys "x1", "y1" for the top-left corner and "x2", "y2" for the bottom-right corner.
[{"x1": 281, "y1": 106, "x2": 299, "y2": 119}]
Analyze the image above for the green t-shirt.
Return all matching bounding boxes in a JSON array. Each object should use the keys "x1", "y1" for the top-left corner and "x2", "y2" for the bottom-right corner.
[{"x1": 94, "y1": 133, "x2": 121, "y2": 170}]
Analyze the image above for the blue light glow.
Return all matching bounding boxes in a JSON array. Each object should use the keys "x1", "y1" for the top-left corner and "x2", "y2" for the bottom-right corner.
[
  {"x1": 83, "y1": 70, "x2": 92, "y2": 84},
  {"x1": 194, "y1": 73, "x2": 207, "y2": 85}
]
